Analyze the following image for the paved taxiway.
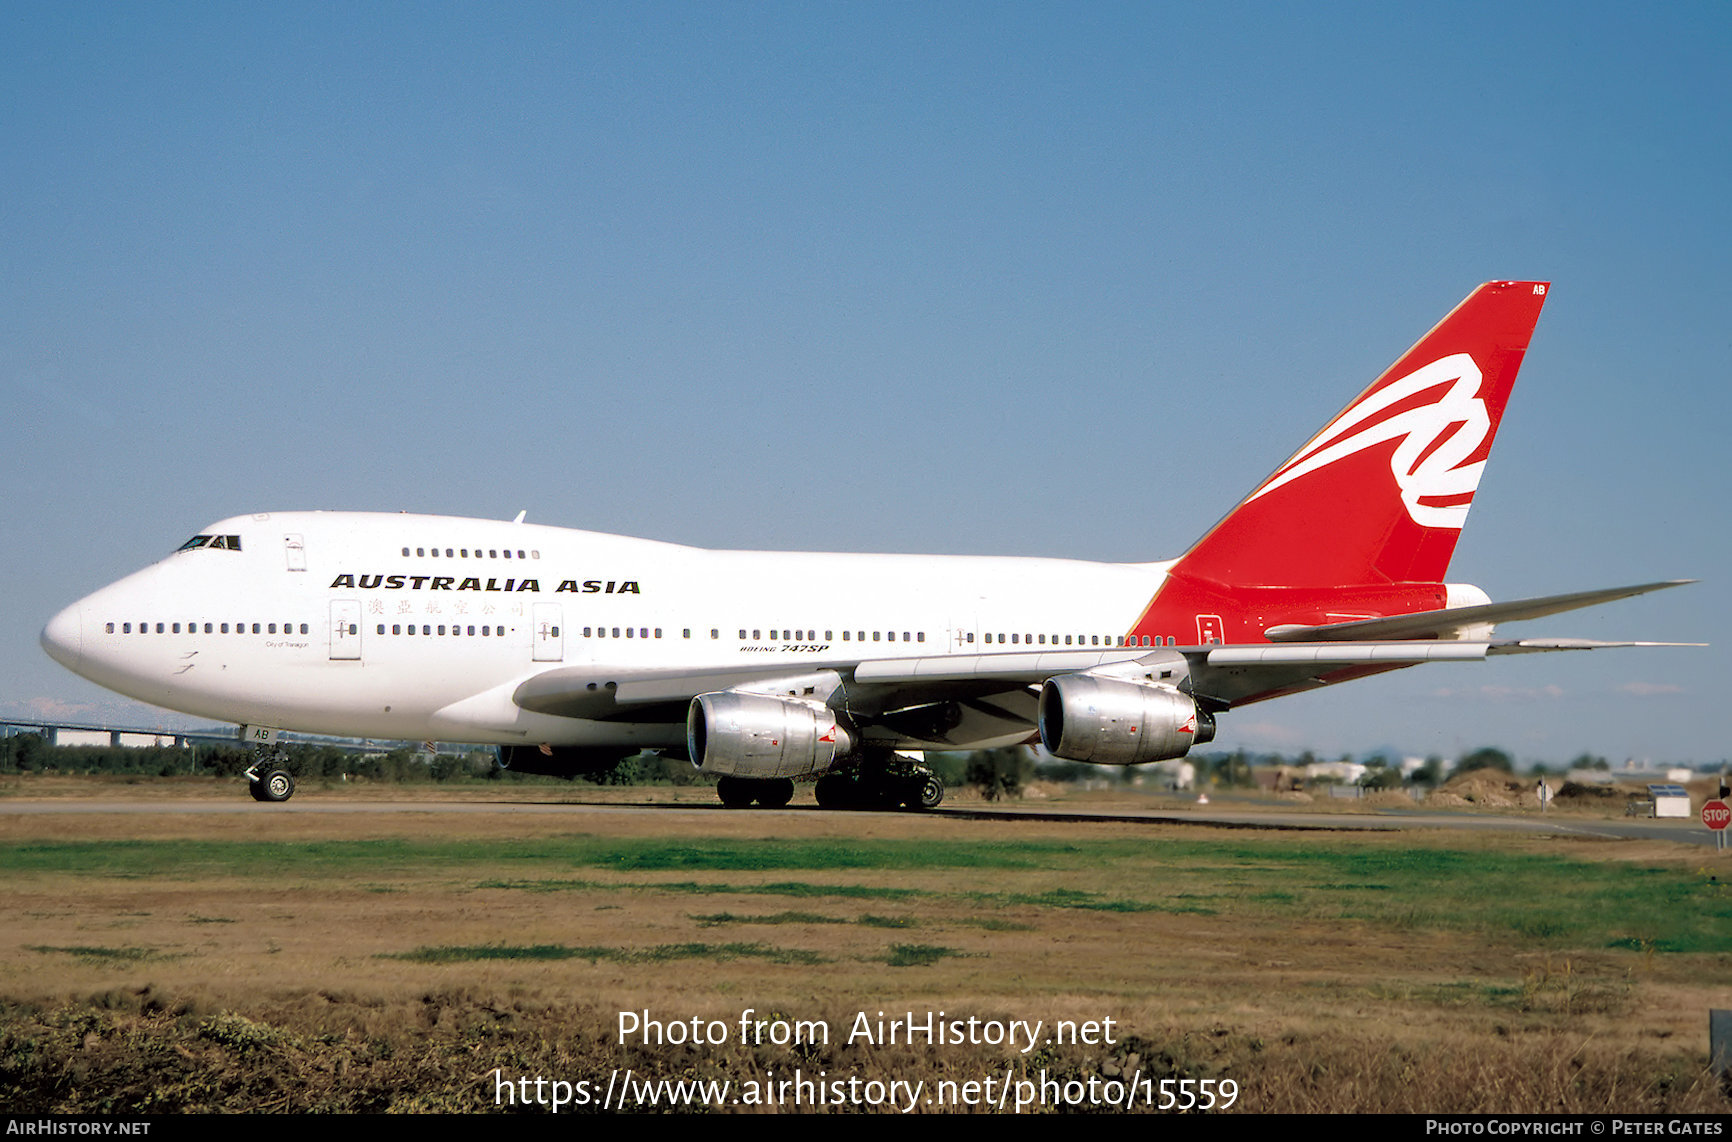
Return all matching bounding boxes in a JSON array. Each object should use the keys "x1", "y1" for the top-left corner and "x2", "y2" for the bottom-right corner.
[{"x1": 0, "y1": 797, "x2": 1718, "y2": 847}]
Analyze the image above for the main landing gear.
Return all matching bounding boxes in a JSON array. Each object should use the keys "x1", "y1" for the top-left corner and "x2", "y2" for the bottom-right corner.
[
  {"x1": 812, "y1": 750, "x2": 944, "y2": 812},
  {"x1": 712, "y1": 751, "x2": 945, "y2": 812},
  {"x1": 244, "y1": 746, "x2": 296, "y2": 803}
]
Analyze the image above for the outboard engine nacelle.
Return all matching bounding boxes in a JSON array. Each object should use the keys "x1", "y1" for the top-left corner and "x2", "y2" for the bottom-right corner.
[
  {"x1": 1039, "y1": 675, "x2": 1215, "y2": 765},
  {"x1": 687, "y1": 692, "x2": 855, "y2": 779}
]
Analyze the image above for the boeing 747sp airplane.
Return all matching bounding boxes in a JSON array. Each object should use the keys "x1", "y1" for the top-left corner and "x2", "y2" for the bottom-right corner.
[{"x1": 40, "y1": 281, "x2": 1691, "y2": 808}]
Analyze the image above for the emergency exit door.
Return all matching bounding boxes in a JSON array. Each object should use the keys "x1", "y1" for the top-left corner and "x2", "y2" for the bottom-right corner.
[
  {"x1": 330, "y1": 600, "x2": 362, "y2": 660},
  {"x1": 533, "y1": 603, "x2": 564, "y2": 662}
]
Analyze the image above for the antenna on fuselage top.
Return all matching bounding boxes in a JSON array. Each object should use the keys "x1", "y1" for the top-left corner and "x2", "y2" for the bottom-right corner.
[{"x1": 512, "y1": 510, "x2": 526, "y2": 524}]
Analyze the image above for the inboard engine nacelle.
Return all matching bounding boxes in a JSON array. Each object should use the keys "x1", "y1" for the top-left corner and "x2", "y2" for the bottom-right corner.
[
  {"x1": 1038, "y1": 675, "x2": 1215, "y2": 765},
  {"x1": 687, "y1": 692, "x2": 856, "y2": 779}
]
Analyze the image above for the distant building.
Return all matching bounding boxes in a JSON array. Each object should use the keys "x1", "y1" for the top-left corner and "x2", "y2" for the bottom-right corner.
[{"x1": 1303, "y1": 760, "x2": 1366, "y2": 785}]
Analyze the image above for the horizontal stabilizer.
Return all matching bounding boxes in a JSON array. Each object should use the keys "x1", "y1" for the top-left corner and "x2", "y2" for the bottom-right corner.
[
  {"x1": 1188, "y1": 634, "x2": 1701, "y2": 708},
  {"x1": 1262, "y1": 580, "x2": 1694, "y2": 643},
  {"x1": 1487, "y1": 638, "x2": 1707, "y2": 655}
]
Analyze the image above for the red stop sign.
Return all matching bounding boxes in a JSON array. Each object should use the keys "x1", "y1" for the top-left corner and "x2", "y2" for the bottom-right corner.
[{"x1": 1704, "y1": 800, "x2": 1731, "y2": 830}]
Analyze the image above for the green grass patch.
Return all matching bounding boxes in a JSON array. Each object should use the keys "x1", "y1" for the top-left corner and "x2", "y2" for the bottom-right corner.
[
  {"x1": 387, "y1": 942, "x2": 826, "y2": 965},
  {"x1": 0, "y1": 836, "x2": 1102, "y2": 877},
  {"x1": 690, "y1": 911, "x2": 847, "y2": 927},
  {"x1": 588, "y1": 838, "x2": 1084, "y2": 871},
  {"x1": 8, "y1": 832, "x2": 1727, "y2": 956},
  {"x1": 857, "y1": 914, "x2": 918, "y2": 929},
  {"x1": 1362, "y1": 979, "x2": 1531, "y2": 1010},
  {"x1": 885, "y1": 944, "x2": 957, "y2": 967},
  {"x1": 479, "y1": 877, "x2": 927, "y2": 901},
  {"x1": 689, "y1": 909, "x2": 921, "y2": 930},
  {"x1": 955, "y1": 916, "x2": 1035, "y2": 931},
  {"x1": 979, "y1": 887, "x2": 1216, "y2": 915},
  {"x1": 27, "y1": 945, "x2": 170, "y2": 962}
]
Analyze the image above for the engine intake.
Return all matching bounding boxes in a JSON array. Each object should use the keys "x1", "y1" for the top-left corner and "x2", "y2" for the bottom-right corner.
[
  {"x1": 1039, "y1": 674, "x2": 1215, "y2": 765},
  {"x1": 687, "y1": 692, "x2": 855, "y2": 779}
]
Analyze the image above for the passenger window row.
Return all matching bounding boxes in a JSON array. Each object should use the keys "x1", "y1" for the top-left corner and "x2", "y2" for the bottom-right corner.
[
  {"x1": 104, "y1": 619, "x2": 1176, "y2": 647},
  {"x1": 736, "y1": 629, "x2": 927, "y2": 643},
  {"x1": 976, "y1": 633, "x2": 1170, "y2": 647},
  {"x1": 402, "y1": 546, "x2": 537, "y2": 560},
  {"x1": 108, "y1": 621, "x2": 308, "y2": 635}
]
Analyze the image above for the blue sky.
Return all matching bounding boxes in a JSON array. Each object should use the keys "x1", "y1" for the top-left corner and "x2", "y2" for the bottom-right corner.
[{"x1": 4, "y1": 3, "x2": 1727, "y2": 766}]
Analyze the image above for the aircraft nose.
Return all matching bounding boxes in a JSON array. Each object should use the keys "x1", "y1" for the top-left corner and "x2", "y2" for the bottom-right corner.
[{"x1": 41, "y1": 602, "x2": 83, "y2": 673}]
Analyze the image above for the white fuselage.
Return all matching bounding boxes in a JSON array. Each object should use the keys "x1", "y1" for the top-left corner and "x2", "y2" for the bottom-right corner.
[{"x1": 42, "y1": 511, "x2": 1173, "y2": 748}]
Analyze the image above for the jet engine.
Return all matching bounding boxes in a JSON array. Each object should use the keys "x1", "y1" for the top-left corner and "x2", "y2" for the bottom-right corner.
[
  {"x1": 1038, "y1": 674, "x2": 1215, "y2": 766},
  {"x1": 687, "y1": 692, "x2": 855, "y2": 779}
]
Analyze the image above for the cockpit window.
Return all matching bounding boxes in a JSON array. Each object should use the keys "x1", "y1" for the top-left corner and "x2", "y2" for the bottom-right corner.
[{"x1": 177, "y1": 534, "x2": 242, "y2": 552}]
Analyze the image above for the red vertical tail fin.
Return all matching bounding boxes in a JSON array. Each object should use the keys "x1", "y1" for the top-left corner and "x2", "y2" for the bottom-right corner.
[
  {"x1": 1127, "y1": 281, "x2": 1550, "y2": 647},
  {"x1": 1177, "y1": 281, "x2": 1549, "y2": 589}
]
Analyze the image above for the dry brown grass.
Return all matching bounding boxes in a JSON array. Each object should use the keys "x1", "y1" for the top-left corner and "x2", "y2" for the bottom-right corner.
[{"x1": 0, "y1": 780, "x2": 1726, "y2": 1113}]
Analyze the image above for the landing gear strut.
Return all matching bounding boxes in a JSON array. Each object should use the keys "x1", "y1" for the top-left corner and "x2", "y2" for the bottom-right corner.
[
  {"x1": 244, "y1": 746, "x2": 295, "y2": 803},
  {"x1": 813, "y1": 750, "x2": 944, "y2": 811}
]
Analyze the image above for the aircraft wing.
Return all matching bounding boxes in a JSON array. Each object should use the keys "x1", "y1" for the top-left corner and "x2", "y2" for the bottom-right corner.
[
  {"x1": 512, "y1": 648, "x2": 1151, "y2": 723},
  {"x1": 512, "y1": 628, "x2": 1697, "y2": 730}
]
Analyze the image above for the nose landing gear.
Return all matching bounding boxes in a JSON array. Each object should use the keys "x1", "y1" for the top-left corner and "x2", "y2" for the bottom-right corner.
[{"x1": 244, "y1": 746, "x2": 296, "y2": 803}]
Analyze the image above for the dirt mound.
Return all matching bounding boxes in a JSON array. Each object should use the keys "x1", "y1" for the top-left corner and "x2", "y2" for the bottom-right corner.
[{"x1": 1442, "y1": 769, "x2": 1534, "y2": 808}]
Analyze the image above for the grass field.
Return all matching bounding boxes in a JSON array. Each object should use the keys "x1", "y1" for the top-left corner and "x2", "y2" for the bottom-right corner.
[{"x1": 0, "y1": 778, "x2": 1727, "y2": 1113}]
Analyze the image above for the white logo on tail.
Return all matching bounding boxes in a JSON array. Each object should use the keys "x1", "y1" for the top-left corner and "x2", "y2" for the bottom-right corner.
[{"x1": 1248, "y1": 353, "x2": 1489, "y2": 529}]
